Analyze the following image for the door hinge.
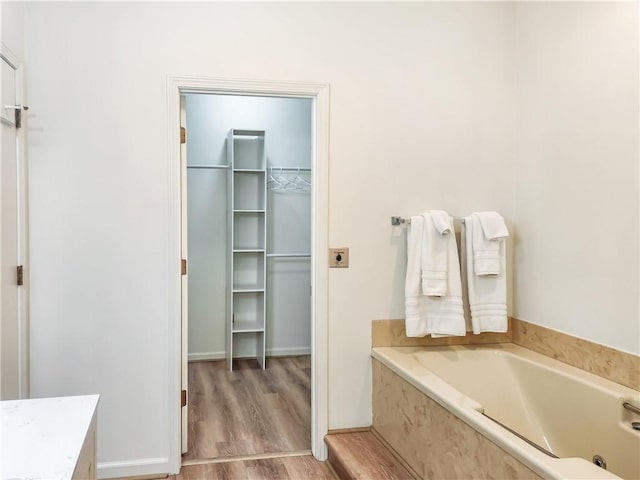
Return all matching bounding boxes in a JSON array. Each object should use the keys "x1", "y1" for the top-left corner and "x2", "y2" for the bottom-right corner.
[
  {"x1": 181, "y1": 259, "x2": 187, "y2": 276},
  {"x1": 16, "y1": 265, "x2": 23, "y2": 286},
  {"x1": 180, "y1": 127, "x2": 186, "y2": 144},
  {"x1": 5, "y1": 105, "x2": 28, "y2": 128},
  {"x1": 181, "y1": 389, "x2": 187, "y2": 407}
]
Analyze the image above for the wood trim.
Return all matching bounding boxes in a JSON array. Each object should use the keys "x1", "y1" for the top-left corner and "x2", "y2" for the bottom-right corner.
[
  {"x1": 182, "y1": 450, "x2": 312, "y2": 467},
  {"x1": 511, "y1": 318, "x2": 640, "y2": 391},
  {"x1": 327, "y1": 426, "x2": 371, "y2": 435},
  {"x1": 310, "y1": 80, "x2": 331, "y2": 462},
  {"x1": 103, "y1": 475, "x2": 167, "y2": 480},
  {"x1": 372, "y1": 319, "x2": 512, "y2": 348}
]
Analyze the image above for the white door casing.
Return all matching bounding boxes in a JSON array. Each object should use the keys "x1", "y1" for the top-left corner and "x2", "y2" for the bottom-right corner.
[
  {"x1": 179, "y1": 95, "x2": 188, "y2": 454},
  {"x1": 1, "y1": 45, "x2": 28, "y2": 400},
  {"x1": 166, "y1": 76, "x2": 329, "y2": 473}
]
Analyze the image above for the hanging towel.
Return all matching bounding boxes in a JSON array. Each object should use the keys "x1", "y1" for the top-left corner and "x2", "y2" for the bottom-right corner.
[
  {"x1": 405, "y1": 215, "x2": 427, "y2": 337},
  {"x1": 463, "y1": 216, "x2": 508, "y2": 334},
  {"x1": 471, "y1": 212, "x2": 509, "y2": 275},
  {"x1": 405, "y1": 212, "x2": 465, "y2": 337},
  {"x1": 421, "y1": 211, "x2": 452, "y2": 297}
]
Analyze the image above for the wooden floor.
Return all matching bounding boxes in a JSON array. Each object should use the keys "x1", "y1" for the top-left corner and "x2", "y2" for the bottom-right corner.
[
  {"x1": 170, "y1": 455, "x2": 337, "y2": 479},
  {"x1": 183, "y1": 356, "x2": 311, "y2": 461},
  {"x1": 325, "y1": 431, "x2": 414, "y2": 480}
]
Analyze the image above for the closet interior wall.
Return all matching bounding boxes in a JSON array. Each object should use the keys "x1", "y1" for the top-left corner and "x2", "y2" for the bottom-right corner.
[{"x1": 186, "y1": 94, "x2": 312, "y2": 361}]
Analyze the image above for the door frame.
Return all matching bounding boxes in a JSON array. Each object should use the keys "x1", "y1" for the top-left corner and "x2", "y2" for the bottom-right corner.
[
  {"x1": 1, "y1": 43, "x2": 29, "y2": 399},
  {"x1": 166, "y1": 75, "x2": 330, "y2": 473}
]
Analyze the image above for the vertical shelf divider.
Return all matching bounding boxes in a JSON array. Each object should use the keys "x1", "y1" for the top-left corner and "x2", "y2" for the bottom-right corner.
[{"x1": 226, "y1": 129, "x2": 267, "y2": 371}]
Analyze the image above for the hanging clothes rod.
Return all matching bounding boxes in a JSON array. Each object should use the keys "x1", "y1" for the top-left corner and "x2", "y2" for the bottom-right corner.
[
  {"x1": 391, "y1": 215, "x2": 465, "y2": 226},
  {"x1": 187, "y1": 164, "x2": 230, "y2": 169},
  {"x1": 266, "y1": 253, "x2": 311, "y2": 258},
  {"x1": 268, "y1": 166, "x2": 311, "y2": 172}
]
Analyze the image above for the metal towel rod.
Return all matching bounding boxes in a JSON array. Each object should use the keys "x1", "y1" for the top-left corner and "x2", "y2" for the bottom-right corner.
[{"x1": 391, "y1": 215, "x2": 465, "y2": 226}]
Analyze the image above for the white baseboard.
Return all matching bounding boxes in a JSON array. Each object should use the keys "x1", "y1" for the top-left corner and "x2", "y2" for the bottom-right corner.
[
  {"x1": 188, "y1": 346, "x2": 311, "y2": 363},
  {"x1": 187, "y1": 351, "x2": 226, "y2": 362},
  {"x1": 98, "y1": 457, "x2": 171, "y2": 479},
  {"x1": 267, "y1": 346, "x2": 311, "y2": 357}
]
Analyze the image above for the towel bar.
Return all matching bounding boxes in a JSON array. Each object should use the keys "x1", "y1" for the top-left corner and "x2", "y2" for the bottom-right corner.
[{"x1": 391, "y1": 215, "x2": 465, "y2": 226}]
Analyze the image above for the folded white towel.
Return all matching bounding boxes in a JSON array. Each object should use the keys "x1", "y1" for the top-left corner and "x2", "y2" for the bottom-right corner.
[
  {"x1": 470, "y1": 212, "x2": 509, "y2": 276},
  {"x1": 463, "y1": 217, "x2": 508, "y2": 334},
  {"x1": 421, "y1": 211, "x2": 451, "y2": 297},
  {"x1": 475, "y1": 211, "x2": 509, "y2": 240},
  {"x1": 405, "y1": 212, "x2": 465, "y2": 337}
]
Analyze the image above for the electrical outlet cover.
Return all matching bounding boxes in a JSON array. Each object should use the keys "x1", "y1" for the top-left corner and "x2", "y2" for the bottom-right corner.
[{"x1": 329, "y1": 248, "x2": 349, "y2": 268}]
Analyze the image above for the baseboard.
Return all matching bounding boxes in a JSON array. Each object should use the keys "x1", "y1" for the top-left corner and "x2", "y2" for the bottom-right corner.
[
  {"x1": 188, "y1": 347, "x2": 311, "y2": 362},
  {"x1": 188, "y1": 351, "x2": 226, "y2": 362},
  {"x1": 98, "y1": 458, "x2": 171, "y2": 479},
  {"x1": 266, "y1": 346, "x2": 311, "y2": 357}
]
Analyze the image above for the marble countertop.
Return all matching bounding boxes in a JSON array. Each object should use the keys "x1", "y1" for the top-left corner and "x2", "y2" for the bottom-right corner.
[{"x1": 1, "y1": 394, "x2": 99, "y2": 480}]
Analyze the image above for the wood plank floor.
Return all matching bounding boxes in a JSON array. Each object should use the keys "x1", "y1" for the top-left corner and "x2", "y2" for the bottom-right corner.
[
  {"x1": 170, "y1": 455, "x2": 338, "y2": 480},
  {"x1": 183, "y1": 356, "x2": 311, "y2": 461},
  {"x1": 325, "y1": 432, "x2": 414, "y2": 480}
]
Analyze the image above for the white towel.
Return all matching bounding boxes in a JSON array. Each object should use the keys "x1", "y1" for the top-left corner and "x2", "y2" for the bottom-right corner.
[
  {"x1": 475, "y1": 211, "x2": 509, "y2": 240},
  {"x1": 463, "y1": 217, "x2": 508, "y2": 334},
  {"x1": 405, "y1": 215, "x2": 426, "y2": 337},
  {"x1": 421, "y1": 211, "x2": 451, "y2": 297},
  {"x1": 471, "y1": 212, "x2": 509, "y2": 275},
  {"x1": 405, "y1": 213, "x2": 465, "y2": 337}
]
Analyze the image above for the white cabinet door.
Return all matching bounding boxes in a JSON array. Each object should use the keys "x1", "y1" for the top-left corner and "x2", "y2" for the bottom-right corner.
[
  {"x1": 1, "y1": 55, "x2": 20, "y2": 400},
  {"x1": 1, "y1": 52, "x2": 27, "y2": 400}
]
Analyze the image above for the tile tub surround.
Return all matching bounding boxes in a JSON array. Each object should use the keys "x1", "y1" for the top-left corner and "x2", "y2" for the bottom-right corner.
[
  {"x1": 372, "y1": 359, "x2": 543, "y2": 480},
  {"x1": 371, "y1": 356, "x2": 632, "y2": 480},
  {"x1": 372, "y1": 318, "x2": 640, "y2": 391},
  {"x1": 371, "y1": 319, "x2": 512, "y2": 348},
  {"x1": 511, "y1": 318, "x2": 640, "y2": 391}
]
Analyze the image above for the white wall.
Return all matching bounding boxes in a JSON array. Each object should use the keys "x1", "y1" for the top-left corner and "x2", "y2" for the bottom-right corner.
[
  {"x1": 185, "y1": 94, "x2": 312, "y2": 360},
  {"x1": 514, "y1": 2, "x2": 639, "y2": 355},
  {"x1": 1, "y1": 1, "x2": 24, "y2": 59},
  {"x1": 24, "y1": 2, "x2": 516, "y2": 476}
]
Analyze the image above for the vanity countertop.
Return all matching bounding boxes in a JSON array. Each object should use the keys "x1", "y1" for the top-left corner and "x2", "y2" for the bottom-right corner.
[{"x1": 1, "y1": 394, "x2": 99, "y2": 480}]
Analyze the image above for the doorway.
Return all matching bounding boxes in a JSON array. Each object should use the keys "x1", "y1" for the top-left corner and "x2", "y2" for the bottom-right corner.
[
  {"x1": 183, "y1": 93, "x2": 313, "y2": 461},
  {"x1": 166, "y1": 76, "x2": 330, "y2": 473}
]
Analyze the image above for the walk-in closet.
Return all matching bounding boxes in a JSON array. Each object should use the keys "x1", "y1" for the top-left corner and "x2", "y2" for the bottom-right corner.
[{"x1": 183, "y1": 93, "x2": 313, "y2": 460}]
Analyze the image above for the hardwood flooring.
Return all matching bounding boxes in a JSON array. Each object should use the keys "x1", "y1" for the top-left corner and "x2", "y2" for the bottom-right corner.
[
  {"x1": 183, "y1": 356, "x2": 311, "y2": 462},
  {"x1": 169, "y1": 455, "x2": 337, "y2": 480},
  {"x1": 325, "y1": 432, "x2": 414, "y2": 480}
]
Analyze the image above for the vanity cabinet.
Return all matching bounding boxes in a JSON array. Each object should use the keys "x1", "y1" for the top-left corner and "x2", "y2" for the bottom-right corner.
[{"x1": 1, "y1": 394, "x2": 99, "y2": 480}]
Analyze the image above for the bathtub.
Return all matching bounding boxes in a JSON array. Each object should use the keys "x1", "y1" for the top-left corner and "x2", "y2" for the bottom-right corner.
[{"x1": 371, "y1": 344, "x2": 640, "y2": 480}]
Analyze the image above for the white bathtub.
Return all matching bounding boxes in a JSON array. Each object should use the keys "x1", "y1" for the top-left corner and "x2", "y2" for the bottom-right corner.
[{"x1": 371, "y1": 344, "x2": 640, "y2": 480}]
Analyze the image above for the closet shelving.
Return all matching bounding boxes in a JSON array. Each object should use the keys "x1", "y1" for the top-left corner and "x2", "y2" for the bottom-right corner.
[{"x1": 227, "y1": 129, "x2": 267, "y2": 370}]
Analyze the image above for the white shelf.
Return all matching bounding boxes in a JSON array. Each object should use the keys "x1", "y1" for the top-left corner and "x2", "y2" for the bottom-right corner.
[
  {"x1": 233, "y1": 287, "x2": 265, "y2": 293},
  {"x1": 227, "y1": 128, "x2": 267, "y2": 371},
  {"x1": 187, "y1": 164, "x2": 230, "y2": 170},
  {"x1": 232, "y1": 321, "x2": 265, "y2": 333}
]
